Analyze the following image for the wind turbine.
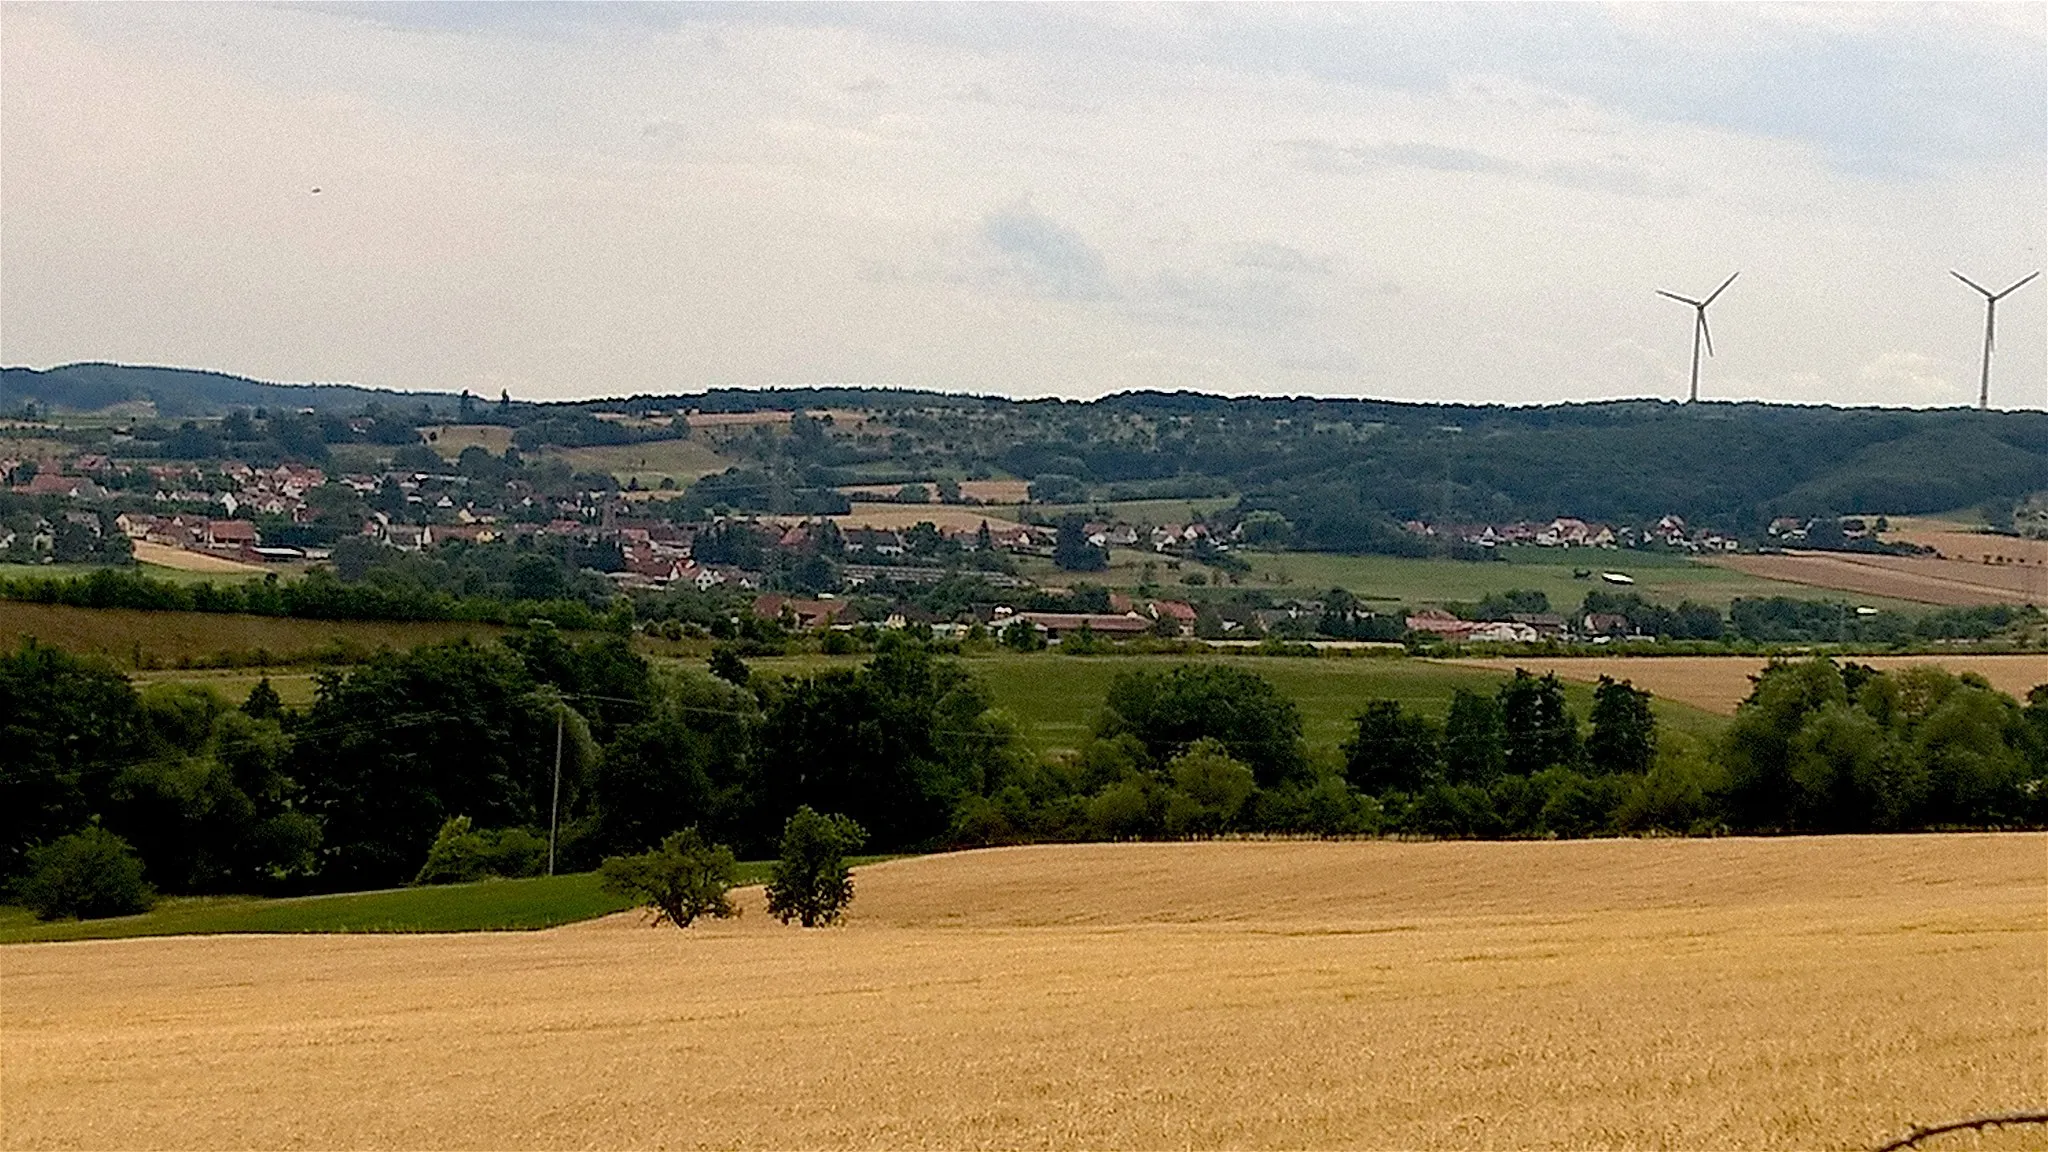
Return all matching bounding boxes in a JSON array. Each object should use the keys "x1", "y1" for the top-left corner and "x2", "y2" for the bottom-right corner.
[
  {"x1": 1658, "y1": 272, "x2": 1738, "y2": 403},
  {"x1": 1950, "y1": 269, "x2": 2040, "y2": 410}
]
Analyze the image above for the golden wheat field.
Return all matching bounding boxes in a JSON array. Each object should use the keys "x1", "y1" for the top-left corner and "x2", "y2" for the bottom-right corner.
[
  {"x1": 1708, "y1": 552, "x2": 2047, "y2": 608},
  {"x1": 5, "y1": 836, "x2": 2043, "y2": 1151}
]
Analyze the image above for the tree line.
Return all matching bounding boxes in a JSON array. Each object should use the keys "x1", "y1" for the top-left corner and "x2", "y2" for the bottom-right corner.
[{"x1": 4, "y1": 631, "x2": 2044, "y2": 919}]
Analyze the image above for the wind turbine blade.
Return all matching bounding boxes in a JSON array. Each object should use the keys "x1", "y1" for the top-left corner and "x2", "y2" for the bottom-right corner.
[
  {"x1": 1951, "y1": 270, "x2": 1993, "y2": 297},
  {"x1": 1657, "y1": 290, "x2": 1701, "y2": 306},
  {"x1": 1700, "y1": 312, "x2": 1715, "y2": 358},
  {"x1": 1704, "y1": 271, "x2": 1739, "y2": 305},
  {"x1": 1995, "y1": 270, "x2": 2042, "y2": 298}
]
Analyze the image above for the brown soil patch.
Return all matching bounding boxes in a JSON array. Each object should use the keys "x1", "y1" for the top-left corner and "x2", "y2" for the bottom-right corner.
[
  {"x1": 1444, "y1": 654, "x2": 2048, "y2": 714},
  {"x1": 0, "y1": 600, "x2": 515, "y2": 668},
  {"x1": 1708, "y1": 551, "x2": 2046, "y2": 607},
  {"x1": 418, "y1": 424, "x2": 515, "y2": 459},
  {"x1": 6, "y1": 836, "x2": 2042, "y2": 1150},
  {"x1": 685, "y1": 410, "x2": 794, "y2": 428},
  {"x1": 130, "y1": 540, "x2": 267, "y2": 574}
]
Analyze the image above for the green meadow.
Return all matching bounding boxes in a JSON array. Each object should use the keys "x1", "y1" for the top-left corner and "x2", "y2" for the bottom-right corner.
[{"x1": 743, "y1": 650, "x2": 1729, "y2": 755}]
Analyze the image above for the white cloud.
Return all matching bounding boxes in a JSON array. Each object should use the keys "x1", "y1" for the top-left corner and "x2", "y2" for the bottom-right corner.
[{"x1": 0, "y1": 3, "x2": 2040, "y2": 406}]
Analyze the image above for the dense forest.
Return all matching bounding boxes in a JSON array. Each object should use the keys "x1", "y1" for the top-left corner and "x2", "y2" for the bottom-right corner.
[{"x1": 6, "y1": 631, "x2": 2044, "y2": 917}]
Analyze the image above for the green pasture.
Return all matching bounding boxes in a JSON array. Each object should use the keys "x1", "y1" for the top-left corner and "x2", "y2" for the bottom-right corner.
[
  {"x1": 989, "y1": 496, "x2": 1239, "y2": 526},
  {"x1": 0, "y1": 857, "x2": 892, "y2": 944},
  {"x1": 741, "y1": 650, "x2": 1728, "y2": 756},
  {"x1": 0, "y1": 561, "x2": 264, "y2": 586},
  {"x1": 0, "y1": 599, "x2": 519, "y2": 669},
  {"x1": 552, "y1": 437, "x2": 731, "y2": 489},
  {"x1": 132, "y1": 668, "x2": 322, "y2": 707},
  {"x1": 1233, "y1": 548, "x2": 1926, "y2": 612}
]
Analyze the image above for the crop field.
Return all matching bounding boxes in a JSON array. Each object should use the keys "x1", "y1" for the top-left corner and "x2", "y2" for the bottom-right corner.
[
  {"x1": 129, "y1": 539, "x2": 270, "y2": 574},
  {"x1": 1237, "y1": 548, "x2": 1926, "y2": 612},
  {"x1": 0, "y1": 561, "x2": 266, "y2": 586},
  {"x1": 551, "y1": 437, "x2": 732, "y2": 488},
  {"x1": 0, "y1": 600, "x2": 514, "y2": 667},
  {"x1": 745, "y1": 652, "x2": 1730, "y2": 751},
  {"x1": 1884, "y1": 517, "x2": 2048, "y2": 567},
  {"x1": 1711, "y1": 551, "x2": 2048, "y2": 608},
  {"x1": 1444, "y1": 654, "x2": 2048, "y2": 716},
  {"x1": 6, "y1": 835, "x2": 2040, "y2": 1149}
]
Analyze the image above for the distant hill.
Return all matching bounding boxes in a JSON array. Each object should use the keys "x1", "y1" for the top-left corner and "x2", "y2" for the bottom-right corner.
[{"x1": 0, "y1": 363, "x2": 463, "y2": 417}]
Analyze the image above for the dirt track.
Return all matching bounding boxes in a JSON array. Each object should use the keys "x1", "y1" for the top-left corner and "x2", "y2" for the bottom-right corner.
[{"x1": 6, "y1": 837, "x2": 2042, "y2": 1150}]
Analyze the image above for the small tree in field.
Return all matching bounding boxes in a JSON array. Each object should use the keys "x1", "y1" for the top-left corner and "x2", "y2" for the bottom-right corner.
[
  {"x1": 766, "y1": 807, "x2": 867, "y2": 927},
  {"x1": 599, "y1": 828, "x2": 739, "y2": 928}
]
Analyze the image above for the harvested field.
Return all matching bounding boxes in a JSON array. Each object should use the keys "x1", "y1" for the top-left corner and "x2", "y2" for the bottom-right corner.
[
  {"x1": 1443, "y1": 653, "x2": 2048, "y2": 714},
  {"x1": 1883, "y1": 518, "x2": 2048, "y2": 567},
  {"x1": 0, "y1": 600, "x2": 515, "y2": 667},
  {"x1": 1708, "y1": 551, "x2": 2046, "y2": 607},
  {"x1": 5, "y1": 836, "x2": 2041, "y2": 1150},
  {"x1": 685, "y1": 409, "x2": 793, "y2": 428},
  {"x1": 129, "y1": 539, "x2": 267, "y2": 574}
]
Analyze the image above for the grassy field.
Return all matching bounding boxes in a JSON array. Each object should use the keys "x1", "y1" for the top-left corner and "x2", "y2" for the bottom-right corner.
[
  {"x1": 0, "y1": 560, "x2": 268, "y2": 586},
  {"x1": 744, "y1": 651, "x2": 1730, "y2": 752},
  {"x1": 0, "y1": 600, "x2": 517, "y2": 667},
  {"x1": 6, "y1": 836, "x2": 2038, "y2": 1149},
  {"x1": 131, "y1": 667, "x2": 322, "y2": 706},
  {"x1": 1236, "y1": 546, "x2": 1931, "y2": 611},
  {"x1": 552, "y1": 437, "x2": 731, "y2": 488}
]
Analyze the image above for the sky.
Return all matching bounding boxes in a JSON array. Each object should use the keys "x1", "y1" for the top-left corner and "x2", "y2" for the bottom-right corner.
[{"x1": 2, "y1": 2, "x2": 2043, "y2": 408}]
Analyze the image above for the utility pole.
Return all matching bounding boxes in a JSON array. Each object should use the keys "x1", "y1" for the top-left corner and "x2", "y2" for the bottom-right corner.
[{"x1": 548, "y1": 707, "x2": 563, "y2": 876}]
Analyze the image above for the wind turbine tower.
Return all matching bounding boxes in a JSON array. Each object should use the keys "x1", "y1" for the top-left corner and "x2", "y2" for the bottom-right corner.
[
  {"x1": 1658, "y1": 272, "x2": 1738, "y2": 403},
  {"x1": 1950, "y1": 269, "x2": 2040, "y2": 410}
]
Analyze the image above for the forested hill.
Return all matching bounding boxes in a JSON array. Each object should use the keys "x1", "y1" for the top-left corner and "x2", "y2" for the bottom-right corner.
[
  {"x1": 0, "y1": 363, "x2": 461, "y2": 417},
  {"x1": 7, "y1": 362, "x2": 2047, "y2": 534}
]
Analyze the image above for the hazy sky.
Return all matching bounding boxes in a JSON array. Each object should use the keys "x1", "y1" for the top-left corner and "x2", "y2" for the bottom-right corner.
[{"x1": 3, "y1": 2, "x2": 2043, "y2": 407}]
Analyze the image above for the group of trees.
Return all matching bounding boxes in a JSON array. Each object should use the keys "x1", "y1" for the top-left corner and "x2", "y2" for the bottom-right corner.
[{"x1": 6, "y1": 628, "x2": 2045, "y2": 921}]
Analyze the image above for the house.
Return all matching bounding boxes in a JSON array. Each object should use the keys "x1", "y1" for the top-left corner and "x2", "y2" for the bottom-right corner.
[
  {"x1": 1006, "y1": 612, "x2": 1155, "y2": 641},
  {"x1": 1149, "y1": 600, "x2": 1198, "y2": 635},
  {"x1": 751, "y1": 595, "x2": 851, "y2": 629},
  {"x1": 205, "y1": 519, "x2": 260, "y2": 548},
  {"x1": 1405, "y1": 609, "x2": 1478, "y2": 639},
  {"x1": 1582, "y1": 612, "x2": 1634, "y2": 636},
  {"x1": 17, "y1": 473, "x2": 107, "y2": 500}
]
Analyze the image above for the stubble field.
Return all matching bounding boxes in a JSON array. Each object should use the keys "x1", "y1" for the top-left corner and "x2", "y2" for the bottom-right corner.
[
  {"x1": 5, "y1": 835, "x2": 2042, "y2": 1150},
  {"x1": 1444, "y1": 654, "x2": 2048, "y2": 715},
  {"x1": 1710, "y1": 551, "x2": 2048, "y2": 608}
]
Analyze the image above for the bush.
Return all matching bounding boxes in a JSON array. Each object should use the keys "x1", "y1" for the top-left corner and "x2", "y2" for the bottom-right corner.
[
  {"x1": 413, "y1": 816, "x2": 548, "y2": 885},
  {"x1": 765, "y1": 806, "x2": 867, "y2": 927},
  {"x1": 599, "y1": 828, "x2": 739, "y2": 928},
  {"x1": 16, "y1": 827, "x2": 155, "y2": 921}
]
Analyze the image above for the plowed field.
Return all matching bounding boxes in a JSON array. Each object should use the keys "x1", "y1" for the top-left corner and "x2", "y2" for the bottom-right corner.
[
  {"x1": 1444, "y1": 654, "x2": 2048, "y2": 714},
  {"x1": 6, "y1": 836, "x2": 2042, "y2": 1150},
  {"x1": 1708, "y1": 550, "x2": 2047, "y2": 607}
]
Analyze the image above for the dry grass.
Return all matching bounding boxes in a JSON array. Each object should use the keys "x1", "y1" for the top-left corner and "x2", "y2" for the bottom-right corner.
[
  {"x1": 5, "y1": 836, "x2": 2041, "y2": 1150},
  {"x1": 1442, "y1": 654, "x2": 2048, "y2": 715},
  {"x1": 686, "y1": 410, "x2": 794, "y2": 428},
  {"x1": 129, "y1": 540, "x2": 268, "y2": 574},
  {"x1": 1708, "y1": 552, "x2": 2046, "y2": 608}
]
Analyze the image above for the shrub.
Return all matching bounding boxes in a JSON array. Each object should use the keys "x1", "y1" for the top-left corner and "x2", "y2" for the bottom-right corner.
[
  {"x1": 599, "y1": 828, "x2": 739, "y2": 928},
  {"x1": 765, "y1": 806, "x2": 867, "y2": 927},
  {"x1": 413, "y1": 816, "x2": 547, "y2": 885},
  {"x1": 16, "y1": 827, "x2": 155, "y2": 921}
]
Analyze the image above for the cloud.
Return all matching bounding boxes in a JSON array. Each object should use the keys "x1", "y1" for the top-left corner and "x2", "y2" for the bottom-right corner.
[
  {"x1": 1857, "y1": 351, "x2": 1966, "y2": 406},
  {"x1": 976, "y1": 204, "x2": 1113, "y2": 302}
]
